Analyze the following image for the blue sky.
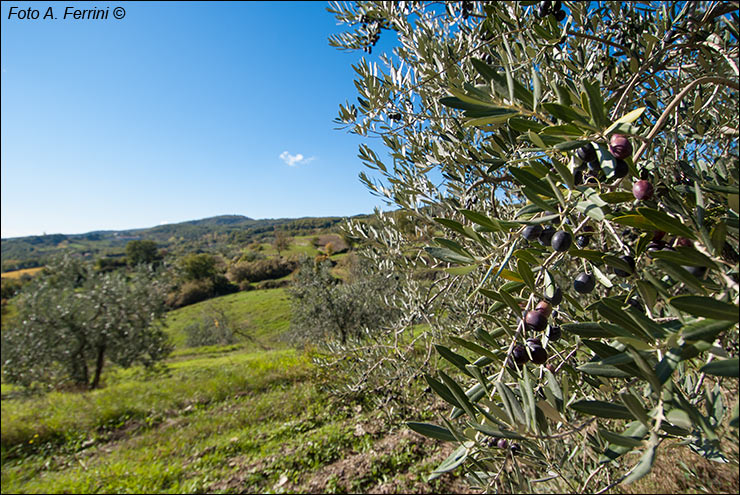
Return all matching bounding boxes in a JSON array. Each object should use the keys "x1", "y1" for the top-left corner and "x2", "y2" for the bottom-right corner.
[{"x1": 1, "y1": 1, "x2": 392, "y2": 238}]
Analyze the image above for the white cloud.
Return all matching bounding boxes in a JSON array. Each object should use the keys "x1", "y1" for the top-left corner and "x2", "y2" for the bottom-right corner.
[{"x1": 279, "y1": 151, "x2": 316, "y2": 167}]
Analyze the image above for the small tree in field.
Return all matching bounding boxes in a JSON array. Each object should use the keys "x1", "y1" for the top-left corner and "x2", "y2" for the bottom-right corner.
[
  {"x1": 290, "y1": 256, "x2": 401, "y2": 345},
  {"x1": 273, "y1": 230, "x2": 291, "y2": 256},
  {"x1": 1, "y1": 255, "x2": 172, "y2": 390},
  {"x1": 324, "y1": 241, "x2": 335, "y2": 256},
  {"x1": 184, "y1": 305, "x2": 238, "y2": 348},
  {"x1": 181, "y1": 253, "x2": 218, "y2": 282},
  {"x1": 330, "y1": 1, "x2": 738, "y2": 492}
]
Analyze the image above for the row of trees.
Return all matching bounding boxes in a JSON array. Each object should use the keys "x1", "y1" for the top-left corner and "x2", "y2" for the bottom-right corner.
[{"x1": 329, "y1": 1, "x2": 738, "y2": 492}]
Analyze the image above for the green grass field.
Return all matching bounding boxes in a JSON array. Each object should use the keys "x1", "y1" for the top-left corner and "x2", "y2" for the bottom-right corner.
[
  {"x1": 0, "y1": 280, "x2": 470, "y2": 494},
  {"x1": 164, "y1": 288, "x2": 292, "y2": 349},
  {"x1": 0, "y1": 344, "x2": 463, "y2": 494},
  {"x1": 247, "y1": 235, "x2": 321, "y2": 258}
]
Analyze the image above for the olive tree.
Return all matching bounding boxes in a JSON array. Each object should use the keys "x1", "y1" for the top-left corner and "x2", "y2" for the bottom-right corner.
[
  {"x1": 330, "y1": 1, "x2": 738, "y2": 492},
  {"x1": 290, "y1": 256, "x2": 402, "y2": 345},
  {"x1": 1, "y1": 255, "x2": 172, "y2": 390}
]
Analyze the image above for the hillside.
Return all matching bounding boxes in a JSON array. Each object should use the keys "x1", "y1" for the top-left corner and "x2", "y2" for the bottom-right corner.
[
  {"x1": 2, "y1": 283, "x2": 736, "y2": 494},
  {"x1": 0, "y1": 279, "x2": 467, "y2": 494},
  {"x1": 1, "y1": 214, "x2": 369, "y2": 271},
  {"x1": 0, "y1": 345, "x2": 466, "y2": 494}
]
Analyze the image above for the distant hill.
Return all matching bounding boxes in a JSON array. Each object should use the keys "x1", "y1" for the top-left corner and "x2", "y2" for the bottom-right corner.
[
  {"x1": 179, "y1": 215, "x2": 255, "y2": 226},
  {"x1": 1, "y1": 214, "x2": 370, "y2": 271}
]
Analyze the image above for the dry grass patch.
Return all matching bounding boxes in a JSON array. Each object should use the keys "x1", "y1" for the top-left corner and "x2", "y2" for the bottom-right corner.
[{"x1": 1, "y1": 267, "x2": 43, "y2": 279}]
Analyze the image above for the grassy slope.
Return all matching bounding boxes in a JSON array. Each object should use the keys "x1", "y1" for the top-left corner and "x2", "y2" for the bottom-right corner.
[
  {"x1": 0, "y1": 286, "x2": 459, "y2": 493},
  {"x1": 250, "y1": 235, "x2": 322, "y2": 258},
  {"x1": 2, "y1": 284, "x2": 737, "y2": 494},
  {"x1": 0, "y1": 344, "x2": 462, "y2": 494},
  {"x1": 164, "y1": 288, "x2": 292, "y2": 349}
]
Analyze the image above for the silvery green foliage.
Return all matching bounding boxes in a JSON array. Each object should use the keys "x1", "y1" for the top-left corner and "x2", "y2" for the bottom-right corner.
[
  {"x1": 290, "y1": 256, "x2": 403, "y2": 345},
  {"x1": 184, "y1": 305, "x2": 239, "y2": 348},
  {"x1": 290, "y1": 250, "x2": 448, "y2": 413},
  {"x1": 1, "y1": 254, "x2": 172, "y2": 390},
  {"x1": 330, "y1": 1, "x2": 738, "y2": 492}
]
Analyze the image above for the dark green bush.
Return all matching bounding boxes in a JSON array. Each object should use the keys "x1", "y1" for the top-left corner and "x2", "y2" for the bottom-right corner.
[
  {"x1": 228, "y1": 258, "x2": 296, "y2": 284},
  {"x1": 1, "y1": 277, "x2": 24, "y2": 300},
  {"x1": 173, "y1": 279, "x2": 214, "y2": 308}
]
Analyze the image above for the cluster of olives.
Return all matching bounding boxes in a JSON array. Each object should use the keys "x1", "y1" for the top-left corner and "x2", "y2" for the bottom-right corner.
[
  {"x1": 573, "y1": 134, "x2": 656, "y2": 202},
  {"x1": 505, "y1": 127, "x2": 683, "y2": 371},
  {"x1": 511, "y1": 208, "x2": 641, "y2": 366},
  {"x1": 358, "y1": 14, "x2": 387, "y2": 54},
  {"x1": 510, "y1": 296, "x2": 564, "y2": 368},
  {"x1": 573, "y1": 137, "x2": 630, "y2": 186},
  {"x1": 521, "y1": 224, "x2": 573, "y2": 252},
  {"x1": 535, "y1": 0, "x2": 565, "y2": 21},
  {"x1": 521, "y1": 214, "x2": 637, "y2": 296},
  {"x1": 483, "y1": 435, "x2": 522, "y2": 454},
  {"x1": 461, "y1": 0, "x2": 474, "y2": 19}
]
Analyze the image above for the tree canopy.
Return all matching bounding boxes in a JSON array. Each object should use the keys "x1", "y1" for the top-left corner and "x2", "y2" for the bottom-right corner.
[
  {"x1": 1, "y1": 255, "x2": 172, "y2": 390},
  {"x1": 330, "y1": 1, "x2": 738, "y2": 491},
  {"x1": 126, "y1": 239, "x2": 162, "y2": 266}
]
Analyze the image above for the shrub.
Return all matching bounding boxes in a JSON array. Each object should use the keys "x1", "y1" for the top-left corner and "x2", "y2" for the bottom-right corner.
[
  {"x1": 0, "y1": 277, "x2": 24, "y2": 300},
  {"x1": 180, "y1": 253, "x2": 218, "y2": 282},
  {"x1": 256, "y1": 279, "x2": 291, "y2": 290},
  {"x1": 95, "y1": 256, "x2": 128, "y2": 273},
  {"x1": 227, "y1": 258, "x2": 296, "y2": 284},
  {"x1": 227, "y1": 262, "x2": 251, "y2": 284},
  {"x1": 125, "y1": 239, "x2": 162, "y2": 266},
  {"x1": 317, "y1": 234, "x2": 349, "y2": 253},
  {"x1": 174, "y1": 279, "x2": 214, "y2": 307},
  {"x1": 237, "y1": 249, "x2": 266, "y2": 263},
  {"x1": 183, "y1": 307, "x2": 238, "y2": 348}
]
